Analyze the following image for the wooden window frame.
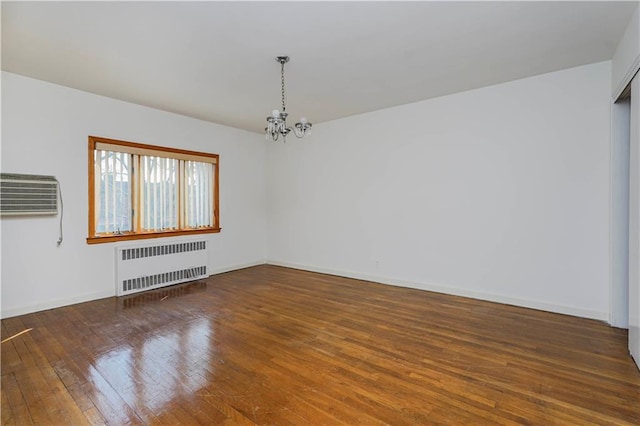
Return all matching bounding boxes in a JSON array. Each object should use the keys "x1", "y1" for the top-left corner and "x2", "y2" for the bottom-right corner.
[{"x1": 87, "y1": 136, "x2": 220, "y2": 244}]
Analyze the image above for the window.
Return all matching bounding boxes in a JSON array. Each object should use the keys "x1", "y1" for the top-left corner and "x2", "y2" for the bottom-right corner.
[{"x1": 88, "y1": 136, "x2": 219, "y2": 244}]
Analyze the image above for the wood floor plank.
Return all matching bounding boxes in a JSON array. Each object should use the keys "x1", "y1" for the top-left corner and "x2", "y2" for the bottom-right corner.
[
  {"x1": 2, "y1": 265, "x2": 639, "y2": 425},
  {"x1": 1, "y1": 371, "x2": 31, "y2": 425}
]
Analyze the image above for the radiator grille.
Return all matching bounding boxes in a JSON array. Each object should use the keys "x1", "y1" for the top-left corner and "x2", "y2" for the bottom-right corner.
[
  {"x1": 116, "y1": 239, "x2": 208, "y2": 296},
  {"x1": 122, "y1": 266, "x2": 206, "y2": 293},
  {"x1": 0, "y1": 173, "x2": 58, "y2": 215},
  {"x1": 121, "y1": 241, "x2": 206, "y2": 261}
]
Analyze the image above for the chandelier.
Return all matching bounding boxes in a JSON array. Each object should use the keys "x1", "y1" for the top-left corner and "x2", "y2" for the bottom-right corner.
[{"x1": 265, "y1": 56, "x2": 312, "y2": 142}]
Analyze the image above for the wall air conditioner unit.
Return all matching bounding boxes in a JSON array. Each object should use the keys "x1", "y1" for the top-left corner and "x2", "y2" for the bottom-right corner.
[{"x1": 0, "y1": 173, "x2": 59, "y2": 215}]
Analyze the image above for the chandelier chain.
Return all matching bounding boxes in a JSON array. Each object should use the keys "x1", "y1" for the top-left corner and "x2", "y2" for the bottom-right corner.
[{"x1": 281, "y1": 61, "x2": 286, "y2": 112}]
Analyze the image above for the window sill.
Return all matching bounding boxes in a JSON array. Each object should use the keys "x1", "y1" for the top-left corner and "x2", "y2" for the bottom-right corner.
[{"x1": 86, "y1": 228, "x2": 221, "y2": 245}]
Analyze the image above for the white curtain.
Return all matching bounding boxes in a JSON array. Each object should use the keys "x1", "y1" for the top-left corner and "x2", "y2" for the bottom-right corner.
[
  {"x1": 140, "y1": 156, "x2": 178, "y2": 231},
  {"x1": 95, "y1": 149, "x2": 131, "y2": 233},
  {"x1": 184, "y1": 161, "x2": 213, "y2": 228},
  {"x1": 93, "y1": 149, "x2": 213, "y2": 235}
]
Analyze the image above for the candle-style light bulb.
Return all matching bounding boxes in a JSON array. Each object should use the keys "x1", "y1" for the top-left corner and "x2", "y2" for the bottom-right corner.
[{"x1": 272, "y1": 109, "x2": 280, "y2": 118}]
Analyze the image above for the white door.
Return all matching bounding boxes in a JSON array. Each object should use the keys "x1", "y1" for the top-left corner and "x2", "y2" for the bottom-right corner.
[{"x1": 630, "y1": 75, "x2": 640, "y2": 369}]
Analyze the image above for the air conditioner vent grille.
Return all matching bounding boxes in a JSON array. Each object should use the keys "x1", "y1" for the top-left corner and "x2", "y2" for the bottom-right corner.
[{"x1": 0, "y1": 173, "x2": 58, "y2": 215}]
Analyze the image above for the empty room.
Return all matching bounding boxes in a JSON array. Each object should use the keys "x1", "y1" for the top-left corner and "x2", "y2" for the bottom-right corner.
[{"x1": 1, "y1": 1, "x2": 640, "y2": 424}]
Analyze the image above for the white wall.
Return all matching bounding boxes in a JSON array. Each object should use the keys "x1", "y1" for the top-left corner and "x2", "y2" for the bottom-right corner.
[
  {"x1": 0, "y1": 61, "x2": 616, "y2": 321},
  {"x1": 612, "y1": 4, "x2": 639, "y2": 99},
  {"x1": 1, "y1": 72, "x2": 267, "y2": 318},
  {"x1": 267, "y1": 61, "x2": 612, "y2": 321}
]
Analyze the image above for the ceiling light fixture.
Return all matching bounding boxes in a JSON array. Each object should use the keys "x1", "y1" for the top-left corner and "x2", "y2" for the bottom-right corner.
[{"x1": 265, "y1": 56, "x2": 312, "y2": 142}]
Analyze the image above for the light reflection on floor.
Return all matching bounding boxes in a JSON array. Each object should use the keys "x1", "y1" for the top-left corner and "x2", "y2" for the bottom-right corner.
[
  {"x1": 93, "y1": 317, "x2": 213, "y2": 414},
  {"x1": 117, "y1": 281, "x2": 208, "y2": 310}
]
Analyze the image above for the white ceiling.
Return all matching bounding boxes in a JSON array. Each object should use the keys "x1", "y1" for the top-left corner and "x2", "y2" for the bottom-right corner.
[{"x1": 2, "y1": 1, "x2": 638, "y2": 134}]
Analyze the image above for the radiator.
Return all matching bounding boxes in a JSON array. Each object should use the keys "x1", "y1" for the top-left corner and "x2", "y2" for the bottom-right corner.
[
  {"x1": 0, "y1": 173, "x2": 58, "y2": 215},
  {"x1": 115, "y1": 240, "x2": 208, "y2": 296}
]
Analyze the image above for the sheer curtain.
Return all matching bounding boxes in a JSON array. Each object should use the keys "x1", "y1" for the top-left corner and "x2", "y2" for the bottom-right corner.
[
  {"x1": 94, "y1": 149, "x2": 131, "y2": 233},
  {"x1": 184, "y1": 161, "x2": 213, "y2": 228},
  {"x1": 140, "y1": 156, "x2": 178, "y2": 231}
]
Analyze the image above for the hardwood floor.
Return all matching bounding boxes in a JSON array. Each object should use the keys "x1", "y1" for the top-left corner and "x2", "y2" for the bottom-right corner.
[{"x1": 2, "y1": 265, "x2": 639, "y2": 425}]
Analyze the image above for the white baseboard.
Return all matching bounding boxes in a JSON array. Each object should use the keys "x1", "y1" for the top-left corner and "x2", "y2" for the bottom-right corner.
[
  {"x1": 208, "y1": 259, "x2": 267, "y2": 276},
  {"x1": 1, "y1": 290, "x2": 114, "y2": 319},
  {"x1": 2, "y1": 259, "x2": 607, "y2": 322},
  {"x1": 267, "y1": 260, "x2": 609, "y2": 322},
  {"x1": 1, "y1": 259, "x2": 268, "y2": 319}
]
